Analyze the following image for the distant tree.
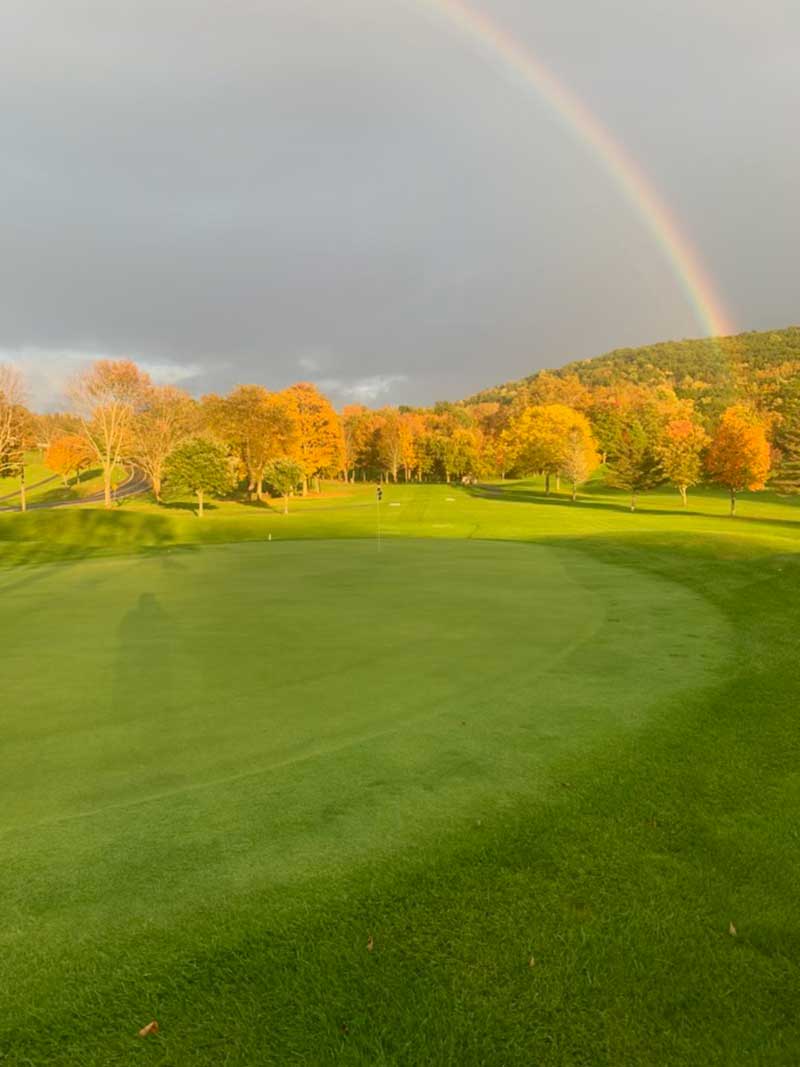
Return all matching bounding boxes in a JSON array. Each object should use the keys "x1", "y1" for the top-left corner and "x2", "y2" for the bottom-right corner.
[
  {"x1": 285, "y1": 383, "x2": 343, "y2": 494},
  {"x1": 658, "y1": 417, "x2": 710, "y2": 507},
  {"x1": 36, "y1": 411, "x2": 82, "y2": 450},
  {"x1": 164, "y1": 437, "x2": 233, "y2": 517},
  {"x1": 771, "y1": 387, "x2": 800, "y2": 494},
  {"x1": 203, "y1": 385, "x2": 298, "y2": 501},
  {"x1": 45, "y1": 434, "x2": 94, "y2": 486},
  {"x1": 559, "y1": 422, "x2": 600, "y2": 501},
  {"x1": 341, "y1": 405, "x2": 372, "y2": 482},
  {"x1": 605, "y1": 419, "x2": 665, "y2": 511},
  {"x1": 263, "y1": 457, "x2": 304, "y2": 514},
  {"x1": 69, "y1": 360, "x2": 152, "y2": 508},
  {"x1": 0, "y1": 364, "x2": 25, "y2": 461},
  {"x1": 443, "y1": 426, "x2": 485, "y2": 482},
  {"x1": 527, "y1": 371, "x2": 591, "y2": 411},
  {"x1": 705, "y1": 405, "x2": 771, "y2": 516},
  {"x1": 772, "y1": 420, "x2": 800, "y2": 494},
  {"x1": 377, "y1": 408, "x2": 403, "y2": 482},
  {"x1": 399, "y1": 412, "x2": 425, "y2": 482},
  {"x1": 503, "y1": 404, "x2": 589, "y2": 492},
  {"x1": 131, "y1": 385, "x2": 198, "y2": 501},
  {"x1": 0, "y1": 402, "x2": 37, "y2": 511}
]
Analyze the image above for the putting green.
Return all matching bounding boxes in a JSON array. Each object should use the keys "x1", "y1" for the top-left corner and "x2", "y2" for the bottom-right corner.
[{"x1": 1, "y1": 538, "x2": 730, "y2": 1040}]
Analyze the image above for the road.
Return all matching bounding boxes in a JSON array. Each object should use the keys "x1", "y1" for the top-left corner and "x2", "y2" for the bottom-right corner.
[
  {"x1": 0, "y1": 472, "x2": 60, "y2": 504},
  {"x1": 0, "y1": 467, "x2": 149, "y2": 512}
]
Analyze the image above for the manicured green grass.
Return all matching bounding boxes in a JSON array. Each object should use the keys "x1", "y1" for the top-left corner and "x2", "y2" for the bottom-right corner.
[
  {"x1": 0, "y1": 452, "x2": 51, "y2": 500},
  {"x1": 1, "y1": 481, "x2": 799, "y2": 1064},
  {"x1": 0, "y1": 455, "x2": 128, "y2": 508}
]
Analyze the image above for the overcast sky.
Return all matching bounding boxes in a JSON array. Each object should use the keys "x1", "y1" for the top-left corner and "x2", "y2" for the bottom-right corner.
[{"x1": 1, "y1": 0, "x2": 797, "y2": 410}]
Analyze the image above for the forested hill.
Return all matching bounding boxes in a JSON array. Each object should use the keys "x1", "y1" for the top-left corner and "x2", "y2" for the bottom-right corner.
[{"x1": 465, "y1": 327, "x2": 800, "y2": 415}]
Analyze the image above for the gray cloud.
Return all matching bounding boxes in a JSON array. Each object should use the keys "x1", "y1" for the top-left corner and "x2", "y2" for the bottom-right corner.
[{"x1": 1, "y1": 0, "x2": 797, "y2": 409}]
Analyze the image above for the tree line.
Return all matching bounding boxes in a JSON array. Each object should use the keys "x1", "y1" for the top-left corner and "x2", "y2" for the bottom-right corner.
[{"x1": 0, "y1": 333, "x2": 793, "y2": 516}]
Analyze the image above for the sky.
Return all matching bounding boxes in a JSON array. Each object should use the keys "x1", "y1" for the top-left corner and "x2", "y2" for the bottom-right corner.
[{"x1": 1, "y1": 0, "x2": 797, "y2": 410}]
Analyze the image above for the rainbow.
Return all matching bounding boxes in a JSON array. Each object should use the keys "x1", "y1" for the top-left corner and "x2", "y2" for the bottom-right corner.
[{"x1": 417, "y1": 0, "x2": 734, "y2": 339}]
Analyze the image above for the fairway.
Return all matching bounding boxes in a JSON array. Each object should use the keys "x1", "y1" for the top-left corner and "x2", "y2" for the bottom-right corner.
[{"x1": 2, "y1": 491, "x2": 800, "y2": 1065}]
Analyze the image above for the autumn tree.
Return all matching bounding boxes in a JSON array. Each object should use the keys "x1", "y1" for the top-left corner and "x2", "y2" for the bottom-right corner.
[
  {"x1": 36, "y1": 412, "x2": 82, "y2": 451},
  {"x1": 605, "y1": 418, "x2": 665, "y2": 511},
  {"x1": 130, "y1": 385, "x2": 198, "y2": 501},
  {"x1": 69, "y1": 360, "x2": 152, "y2": 508},
  {"x1": 559, "y1": 421, "x2": 600, "y2": 501},
  {"x1": 342, "y1": 405, "x2": 372, "y2": 482},
  {"x1": 658, "y1": 417, "x2": 709, "y2": 506},
  {"x1": 503, "y1": 404, "x2": 586, "y2": 492},
  {"x1": 263, "y1": 457, "x2": 304, "y2": 514},
  {"x1": 377, "y1": 409, "x2": 404, "y2": 482},
  {"x1": 0, "y1": 402, "x2": 37, "y2": 511},
  {"x1": 204, "y1": 386, "x2": 299, "y2": 501},
  {"x1": 527, "y1": 371, "x2": 591, "y2": 411},
  {"x1": 705, "y1": 405, "x2": 771, "y2": 516},
  {"x1": 0, "y1": 364, "x2": 25, "y2": 462},
  {"x1": 399, "y1": 412, "x2": 425, "y2": 481},
  {"x1": 285, "y1": 383, "x2": 343, "y2": 494},
  {"x1": 45, "y1": 434, "x2": 94, "y2": 486},
  {"x1": 163, "y1": 437, "x2": 233, "y2": 517}
]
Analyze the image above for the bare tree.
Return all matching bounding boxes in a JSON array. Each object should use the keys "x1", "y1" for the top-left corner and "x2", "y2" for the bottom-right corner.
[
  {"x1": 131, "y1": 385, "x2": 198, "y2": 501},
  {"x1": 69, "y1": 360, "x2": 151, "y2": 508},
  {"x1": 0, "y1": 365, "x2": 36, "y2": 509},
  {"x1": 0, "y1": 364, "x2": 25, "y2": 459}
]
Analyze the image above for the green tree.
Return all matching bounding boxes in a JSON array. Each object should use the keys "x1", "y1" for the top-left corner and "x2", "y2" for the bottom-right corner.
[
  {"x1": 605, "y1": 419, "x2": 665, "y2": 511},
  {"x1": 771, "y1": 388, "x2": 800, "y2": 494},
  {"x1": 263, "y1": 457, "x2": 304, "y2": 514},
  {"x1": 164, "y1": 437, "x2": 233, "y2": 517},
  {"x1": 772, "y1": 420, "x2": 800, "y2": 493}
]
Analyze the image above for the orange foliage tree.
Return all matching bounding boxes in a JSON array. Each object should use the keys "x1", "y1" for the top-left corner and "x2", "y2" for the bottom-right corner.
[
  {"x1": 203, "y1": 386, "x2": 298, "y2": 501},
  {"x1": 705, "y1": 405, "x2": 771, "y2": 516},
  {"x1": 658, "y1": 417, "x2": 709, "y2": 507},
  {"x1": 285, "y1": 383, "x2": 344, "y2": 493},
  {"x1": 45, "y1": 434, "x2": 94, "y2": 486}
]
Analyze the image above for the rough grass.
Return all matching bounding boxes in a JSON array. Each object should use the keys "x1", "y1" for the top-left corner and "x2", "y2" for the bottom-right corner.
[{"x1": 0, "y1": 480, "x2": 799, "y2": 1064}]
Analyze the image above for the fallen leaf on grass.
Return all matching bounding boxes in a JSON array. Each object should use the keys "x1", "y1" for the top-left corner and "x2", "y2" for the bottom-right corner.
[
  {"x1": 528, "y1": 957, "x2": 536, "y2": 968},
  {"x1": 137, "y1": 1020, "x2": 159, "y2": 1038},
  {"x1": 367, "y1": 934, "x2": 374, "y2": 952},
  {"x1": 729, "y1": 922, "x2": 737, "y2": 936}
]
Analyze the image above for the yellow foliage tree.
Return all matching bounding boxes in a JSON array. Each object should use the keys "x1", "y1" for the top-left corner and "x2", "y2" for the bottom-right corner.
[{"x1": 285, "y1": 383, "x2": 344, "y2": 493}]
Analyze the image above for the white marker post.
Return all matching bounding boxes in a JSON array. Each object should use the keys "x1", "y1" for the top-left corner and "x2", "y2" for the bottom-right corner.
[{"x1": 376, "y1": 484, "x2": 383, "y2": 552}]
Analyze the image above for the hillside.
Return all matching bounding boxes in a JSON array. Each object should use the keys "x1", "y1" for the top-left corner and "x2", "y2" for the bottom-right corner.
[{"x1": 465, "y1": 326, "x2": 800, "y2": 415}]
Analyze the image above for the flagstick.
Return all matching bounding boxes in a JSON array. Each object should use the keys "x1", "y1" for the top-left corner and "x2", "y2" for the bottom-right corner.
[{"x1": 376, "y1": 485, "x2": 382, "y2": 552}]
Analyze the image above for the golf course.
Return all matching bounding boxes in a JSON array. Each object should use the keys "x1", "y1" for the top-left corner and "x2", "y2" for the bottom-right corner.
[{"x1": 2, "y1": 479, "x2": 799, "y2": 1064}]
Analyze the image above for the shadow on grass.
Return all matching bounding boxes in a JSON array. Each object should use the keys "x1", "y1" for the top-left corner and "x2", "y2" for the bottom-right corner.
[{"x1": 161, "y1": 501, "x2": 220, "y2": 515}]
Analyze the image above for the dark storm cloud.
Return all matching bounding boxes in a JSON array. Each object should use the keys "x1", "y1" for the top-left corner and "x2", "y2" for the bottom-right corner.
[{"x1": 1, "y1": 0, "x2": 797, "y2": 409}]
